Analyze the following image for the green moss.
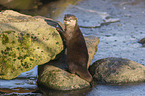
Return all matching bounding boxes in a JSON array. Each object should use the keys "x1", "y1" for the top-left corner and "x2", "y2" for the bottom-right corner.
[
  {"x1": 56, "y1": 42, "x2": 59, "y2": 44},
  {"x1": 2, "y1": 34, "x2": 9, "y2": 44},
  {"x1": 0, "y1": 11, "x2": 64, "y2": 79},
  {"x1": 3, "y1": 31, "x2": 15, "y2": 34}
]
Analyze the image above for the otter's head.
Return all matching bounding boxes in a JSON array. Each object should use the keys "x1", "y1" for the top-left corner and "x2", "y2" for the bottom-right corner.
[{"x1": 64, "y1": 14, "x2": 77, "y2": 28}]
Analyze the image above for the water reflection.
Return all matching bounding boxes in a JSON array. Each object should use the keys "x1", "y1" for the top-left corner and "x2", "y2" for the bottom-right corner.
[
  {"x1": 0, "y1": 0, "x2": 41, "y2": 10},
  {"x1": 39, "y1": 86, "x2": 92, "y2": 96},
  {"x1": 0, "y1": 0, "x2": 81, "y2": 17}
]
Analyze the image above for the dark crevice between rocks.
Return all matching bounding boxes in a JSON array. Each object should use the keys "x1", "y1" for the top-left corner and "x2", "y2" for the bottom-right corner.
[{"x1": 40, "y1": 0, "x2": 59, "y2": 4}]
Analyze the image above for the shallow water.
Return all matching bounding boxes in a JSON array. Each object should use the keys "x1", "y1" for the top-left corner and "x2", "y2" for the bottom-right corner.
[
  {"x1": 0, "y1": 0, "x2": 145, "y2": 95},
  {"x1": 53, "y1": 0, "x2": 145, "y2": 96}
]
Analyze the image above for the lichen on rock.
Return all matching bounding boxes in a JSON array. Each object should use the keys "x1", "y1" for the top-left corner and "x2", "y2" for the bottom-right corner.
[
  {"x1": 89, "y1": 57, "x2": 145, "y2": 83},
  {"x1": 0, "y1": 10, "x2": 64, "y2": 79},
  {"x1": 37, "y1": 65, "x2": 90, "y2": 91}
]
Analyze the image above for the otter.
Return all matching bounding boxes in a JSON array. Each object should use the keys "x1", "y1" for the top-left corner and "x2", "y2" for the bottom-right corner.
[{"x1": 56, "y1": 14, "x2": 93, "y2": 82}]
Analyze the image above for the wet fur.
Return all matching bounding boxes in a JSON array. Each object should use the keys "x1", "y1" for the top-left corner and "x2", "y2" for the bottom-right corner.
[{"x1": 56, "y1": 14, "x2": 92, "y2": 82}]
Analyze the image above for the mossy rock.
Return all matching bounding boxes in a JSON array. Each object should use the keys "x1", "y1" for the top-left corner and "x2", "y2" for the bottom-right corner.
[
  {"x1": 89, "y1": 57, "x2": 145, "y2": 83},
  {"x1": 0, "y1": 10, "x2": 63, "y2": 79},
  {"x1": 37, "y1": 65, "x2": 90, "y2": 91}
]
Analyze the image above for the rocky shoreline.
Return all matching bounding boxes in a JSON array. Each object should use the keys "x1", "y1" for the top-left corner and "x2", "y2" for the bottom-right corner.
[{"x1": 0, "y1": 10, "x2": 145, "y2": 93}]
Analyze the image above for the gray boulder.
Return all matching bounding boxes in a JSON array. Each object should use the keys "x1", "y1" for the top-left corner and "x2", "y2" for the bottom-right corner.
[
  {"x1": 89, "y1": 57, "x2": 145, "y2": 83},
  {"x1": 38, "y1": 65, "x2": 90, "y2": 91},
  {"x1": 37, "y1": 36, "x2": 99, "y2": 90},
  {"x1": 0, "y1": 10, "x2": 63, "y2": 79}
]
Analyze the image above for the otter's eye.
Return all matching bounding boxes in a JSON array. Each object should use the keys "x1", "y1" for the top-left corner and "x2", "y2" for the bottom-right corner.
[{"x1": 67, "y1": 20, "x2": 73, "y2": 22}]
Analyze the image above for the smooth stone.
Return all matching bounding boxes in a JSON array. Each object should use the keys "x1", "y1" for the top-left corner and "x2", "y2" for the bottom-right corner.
[{"x1": 89, "y1": 57, "x2": 145, "y2": 83}]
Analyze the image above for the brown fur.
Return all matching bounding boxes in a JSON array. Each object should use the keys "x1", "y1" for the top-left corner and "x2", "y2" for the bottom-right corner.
[{"x1": 56, "y1": 14, "x2": 92, "y2": 82}]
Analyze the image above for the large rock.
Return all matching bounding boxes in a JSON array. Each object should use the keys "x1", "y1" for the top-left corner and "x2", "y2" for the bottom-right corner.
[
  {"x1": 85, "y1": 36, "x2": 100, "y2": 68},
  {"x1": 0, "y1": 0, "x2": 41, "y2": 10},
  {"x1": 37, "y1": 36, "x2": 99, "y2": 90},
  {"x1": 89, "y1": 57, "x2": 145, "y2": 83},
  {"x1": 0, "y1": 10, "x2": 63, "y2": 79},
  {"x1": 138, "y1": 38, "x2": 145, "y2": 47},
  {"x1": 38, "y1": 65, "x2": 90, "y2": 91}
]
